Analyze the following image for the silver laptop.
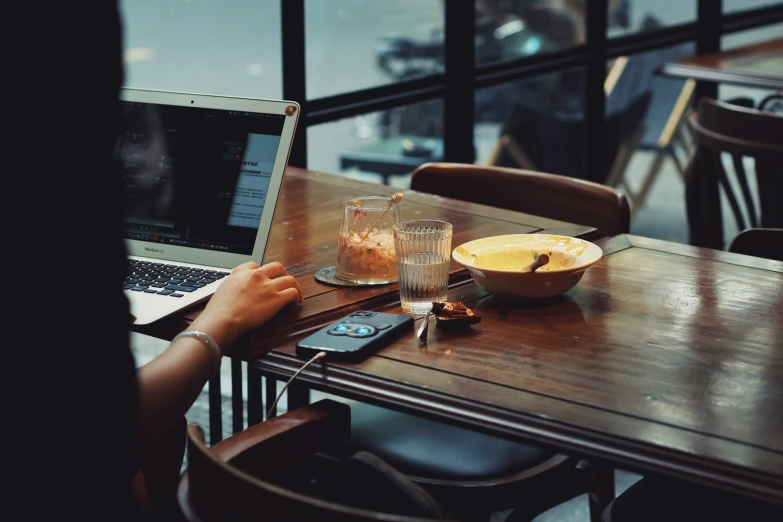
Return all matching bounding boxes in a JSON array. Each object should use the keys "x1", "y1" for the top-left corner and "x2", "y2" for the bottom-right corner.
[{"x1": 116, "y1": 88, "x2": 300, "y2": 325}]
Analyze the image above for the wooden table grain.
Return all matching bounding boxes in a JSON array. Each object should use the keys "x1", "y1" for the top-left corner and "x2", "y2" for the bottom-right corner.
[
  {"x1": 252, "y1": 233, "x2": 783, "y2": 506},
  {"x1": 133, "y1": 167, "x2": 595, "y2": 437},
  {"x1": 659, "y1": 37, "x2": 783, "y2": 90},
  {"x1": 134, "y1": 167, "x2": 782, "y2": 505}
]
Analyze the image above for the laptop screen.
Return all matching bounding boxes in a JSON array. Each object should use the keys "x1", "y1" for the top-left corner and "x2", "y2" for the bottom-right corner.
[{"x1": 115, "y1": 101, "x2": 285, "y2": 256}]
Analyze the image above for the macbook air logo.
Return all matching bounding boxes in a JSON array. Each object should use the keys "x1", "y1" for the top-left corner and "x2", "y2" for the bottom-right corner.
[{"x1": 145, "y1": 247, "x2": 164, "y2": 253}]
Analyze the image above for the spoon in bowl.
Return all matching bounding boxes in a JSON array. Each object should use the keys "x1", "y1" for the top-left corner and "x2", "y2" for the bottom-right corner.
[{"x1": 522, "y1": 253, "x2": 549, "y2": 273}]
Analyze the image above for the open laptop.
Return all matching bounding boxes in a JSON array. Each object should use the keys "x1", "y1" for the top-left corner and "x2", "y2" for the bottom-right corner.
[{"x1": 116, "y1": 88, "x2": 300, "y2": 325}]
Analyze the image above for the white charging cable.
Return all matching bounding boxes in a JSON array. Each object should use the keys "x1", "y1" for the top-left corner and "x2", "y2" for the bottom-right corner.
[{"x1": 266, "y1": 351, "x2": 328, "y2": 419}]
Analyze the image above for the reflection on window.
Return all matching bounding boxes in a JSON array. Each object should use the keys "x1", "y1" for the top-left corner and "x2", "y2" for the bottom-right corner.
[
  {"x1": 722, "y1": 22, "x2": 783, "y2": 49},
  {"x1": 608, "y1": 0, "x2": 696, "y2": 38},
  {"x1": 308, "y1": 100, "x2": 444, "y2": 187},
  {"x1": 606, "y1": 43, "x2": 695, "y2": 151},
  {"x1": 305, "y1": 0, "x2": 444, "y2": 100},
  {"x1": 474, "y1": 69, "x2": 587, "y2": 179},
  {"x1": 121, "y1": 0, "x2": 282, "y2": 98},
  {"x1": 724, "y1": 0, "x2": 782, "y2": 13},
  {"x1": 601, "y1": 44, "x2": 696, "y2": 241},
  {"x1": 476, "y1": 0, "x2": 588, "y2": 65},
  {"x1": 719, "y1": 23, "x2": 783, "y2": 109}
]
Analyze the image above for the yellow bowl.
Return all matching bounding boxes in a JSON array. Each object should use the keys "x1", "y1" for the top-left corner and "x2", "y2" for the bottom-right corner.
[{"x1": 452, "y1": 234, "x2": 603, "y2": 300}]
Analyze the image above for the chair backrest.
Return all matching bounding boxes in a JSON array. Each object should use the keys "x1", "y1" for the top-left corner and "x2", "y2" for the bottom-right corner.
[
  {"x1": 727, "y1": 228, "x2": 783, "y2": 261},
  {"x1": 609, "y1": 16, "x2": 695, "y2": 150},
  {"x1": 177, "y1": 399, "x2": 449, "y2": 522},
  {"x1": 494, "y1": 87, "x2": 650, "y2": 184},
  {"x1": 687, "y1": 98, "x2": 783, "y2": 237},
  {"x1": 410, "y1": 162, "x2": 630, "y2": 237}
]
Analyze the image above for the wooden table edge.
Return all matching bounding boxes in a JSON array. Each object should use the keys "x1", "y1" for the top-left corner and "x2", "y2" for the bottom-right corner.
[
  {"x1": 599, "y1": 234, "x2": 783, "y2": 272},
  {"x1": 657, "y1": 62, "x2": 783, "y2": 90},
  {"x1": 252, "y1": 350, "x2": 783, "y2": 506},
  {"x1": 246, "y1": 234, "x2": 783, "y2": 505},
  {"x1": 656, "y1": 37, "x2": 783, "y2": 90}
]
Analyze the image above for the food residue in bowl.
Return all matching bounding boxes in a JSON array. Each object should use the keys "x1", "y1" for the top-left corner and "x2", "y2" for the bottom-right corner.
[{"x1": 465, "y1": 236, "x2": 587, "y2": 271}]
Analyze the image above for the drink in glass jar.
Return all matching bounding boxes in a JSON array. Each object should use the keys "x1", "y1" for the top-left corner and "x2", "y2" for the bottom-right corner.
[{"x1": 335, "y1": 196, "x2": 400, "y2": 285}]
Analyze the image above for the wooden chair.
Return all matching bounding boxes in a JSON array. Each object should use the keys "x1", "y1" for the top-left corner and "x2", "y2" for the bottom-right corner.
[
  {"x1": 685, "y1": 97, "x2": 783, "y2": 250},
  {"x1": 410, "y1": 162, "x2": 630, "y2": 237},
  {"x1": 252, "y1": 164, "x2": 624, "y2": 522},
  {"x1": 601, "y1": 27, "x2": 699, "y2": 220},
  {"x1": 600, "y1": 476, "x2": 783, "y2": 521},
  {"x1": 177, "y1": 399, "x2": 452, "y2": 521},
  {"x1": 255, "y1": 386, "x2": 615, "y2": 521},
  {"x1": 487, "y1": 36, "x2": 701, "y2": 223},
  {"x1": 487, "y1": 54, "x2": 651, "y2": 190},
  {"x1": 727, "y1": 228, "x2": 783, "y2": 261},
  {"x1": 321, "y1": 164, "x2": 625, "y2": 521},
  {"x1": 325, "y1": 402, "x2": 615, "y2": 521},
  {"x1": 610, "y1": 78, "x2": 695, "y2": 221}
]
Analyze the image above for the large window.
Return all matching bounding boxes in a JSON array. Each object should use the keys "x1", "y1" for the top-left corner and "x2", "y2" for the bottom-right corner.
[
  {"x1": 475, "y1": 0, "x2": 585, "y2": 65},
  {"x1": 121, "y1": 0, "x2": 282, "y2": 99},
  {"x1": 608, "y1": 0, "x2": 697, "y2": 38},
  {"x1": 308, "y1": 99, "x2": 444, "y2": 188},
  {"x1": 305, "y1": 0, "x2": 444, "y2": 99},
  {"x1": 724, "y1": 0, "x2": 782, "y2": 13},
  {"x1": 122, "y1": 0, "x2": 783, "y2": 184},
  {"x1": 474, "y1": 69, "x2": 586, "y2": 176}
]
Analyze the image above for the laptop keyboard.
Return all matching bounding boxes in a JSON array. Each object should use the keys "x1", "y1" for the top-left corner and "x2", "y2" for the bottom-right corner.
[{"x1": 124, "y1": 260, "x2": 230, "y2": 298}]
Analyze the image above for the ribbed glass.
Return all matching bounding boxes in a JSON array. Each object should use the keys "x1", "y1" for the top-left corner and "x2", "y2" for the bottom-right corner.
[{"x1": 393, "y1": 220, "x2": 453, "y2": 314}]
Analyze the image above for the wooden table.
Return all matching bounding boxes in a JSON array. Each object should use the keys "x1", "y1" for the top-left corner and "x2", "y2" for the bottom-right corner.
[
  {"x1": 136, "y1": 168, "x2": 783, "y2": 507},
  {"x1": 133, "y1": 167, "x2": 595, "y2": 437},
  {"x1": 659, "y1": 37, "x2": 783, "y2": 90},
  {"x1": 251, "y1": 233, "x2": 783, "y2": 507}
]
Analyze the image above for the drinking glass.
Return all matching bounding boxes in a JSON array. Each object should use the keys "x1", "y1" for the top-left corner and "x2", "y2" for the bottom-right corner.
[
  {"x1": 393, "y1": 220, "x2": 453, "y2": 314},
  {"x1": 335, "y1": 196, "x2": 400, "y2": 284}
]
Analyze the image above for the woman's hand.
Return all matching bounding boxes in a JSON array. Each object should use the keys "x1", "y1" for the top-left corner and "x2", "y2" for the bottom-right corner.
[{"x1": 189, "y1": 261, "x2": 303, "y2": 352}]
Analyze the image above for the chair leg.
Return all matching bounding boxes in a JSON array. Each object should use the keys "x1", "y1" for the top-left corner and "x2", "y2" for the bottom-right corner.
[
  {"x1": 669, "y1": 146, "x2": 687, "y2": 182},
  {"x1": 503, "y1": 461, "x2": 599, "y2": 522},
  {"x1": 265, "y1": 375, "x2": 278, "y2": 419},
  {"x1": 587, "y1": 465, "x2": 615, "y2": 522},
  {"x1": 247, "y1": 367, "x2": 264, "y2": 425},
  {"x1": 502, "y1": 135, "x2": 537, "y2": 170},
  {"x1": 629, "y1": 149, "x2": 667, "y2": 220},
  {"x1": 486, "y1": 138, "x2": 504, "y2": 166},
  {"x1": 288, "y1": 381, "x2": 311, "y2": 410},
  {"x1": 231, "y1": 358, "x2": 244, "y2": 434},
  {"x1": 208, "y1": 368, "x2": 223, "y2": 443},
  {"x1": 605, "y1": 123, "x2": 645, "y2": 190}
]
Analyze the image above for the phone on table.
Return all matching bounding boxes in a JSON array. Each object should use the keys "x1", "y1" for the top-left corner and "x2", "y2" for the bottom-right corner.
[{"x1": 296, "y1": 311, "x2": 414, "y2": 362}]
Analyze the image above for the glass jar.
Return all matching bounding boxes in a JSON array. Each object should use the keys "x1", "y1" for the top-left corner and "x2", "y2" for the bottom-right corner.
[{"x1": 335, "y1": 196, "x2": 400, "y2": 284}]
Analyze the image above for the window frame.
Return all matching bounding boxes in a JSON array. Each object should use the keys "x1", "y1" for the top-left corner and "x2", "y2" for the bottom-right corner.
[{"x1": 285, "y1": 0, "x2": 783, "y2": 173}]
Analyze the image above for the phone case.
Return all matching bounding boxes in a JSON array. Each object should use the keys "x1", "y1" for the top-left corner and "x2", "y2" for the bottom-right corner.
[{"x1": 295, "y1": 311, "x2": 414, "y2": 361}]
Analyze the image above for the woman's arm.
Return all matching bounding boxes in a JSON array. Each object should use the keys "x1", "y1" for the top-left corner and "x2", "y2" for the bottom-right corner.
[{"x1": 134, "y1": 261, "x2": 303, "y2": 451}]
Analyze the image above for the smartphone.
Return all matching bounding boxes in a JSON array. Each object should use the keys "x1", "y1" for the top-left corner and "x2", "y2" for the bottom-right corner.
[{"x1": 296, "y1": 311, "x2": 414, "y2": 362}]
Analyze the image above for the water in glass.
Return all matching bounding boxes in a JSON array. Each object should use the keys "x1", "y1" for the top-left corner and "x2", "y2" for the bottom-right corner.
[{"x1": 398, "y1": 252, "x2": 450, "y2": 314}]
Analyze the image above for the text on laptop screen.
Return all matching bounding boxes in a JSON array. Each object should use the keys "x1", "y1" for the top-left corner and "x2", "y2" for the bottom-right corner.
[{"x1": 115, "y1": 102, "x2": 285, "y2": 255}]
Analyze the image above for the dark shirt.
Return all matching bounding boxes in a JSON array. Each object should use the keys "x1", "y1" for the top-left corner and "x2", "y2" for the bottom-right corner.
[{"x1": 12, "y1": 2, "x2": 140, "y2": 519}]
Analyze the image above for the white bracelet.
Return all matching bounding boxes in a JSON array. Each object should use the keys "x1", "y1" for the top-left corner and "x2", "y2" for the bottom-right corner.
[{"x1": 172, "y1": 330, "x2": 222, "y2": 374}]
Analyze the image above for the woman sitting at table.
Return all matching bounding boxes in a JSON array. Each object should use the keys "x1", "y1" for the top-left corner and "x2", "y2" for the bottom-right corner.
[{"x1": 13, "y1": 3, "x2": 303, "y2": 520}]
